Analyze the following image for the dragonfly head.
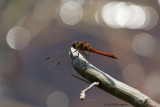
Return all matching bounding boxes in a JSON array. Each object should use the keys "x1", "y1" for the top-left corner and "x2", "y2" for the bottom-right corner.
[{"x1": 72, "y1": 41, "x2": 79, "y2": 49}]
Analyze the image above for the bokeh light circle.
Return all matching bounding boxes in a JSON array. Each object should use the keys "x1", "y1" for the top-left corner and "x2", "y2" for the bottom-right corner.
[
  {"x1": 116, "y1": 5, "x2": 146, "y2": 29},
  {"x1": 6, "y1": 26, "x2": 31, "y2": 50},
  {"x1": 132, "y1": 33, "x2": 155, "y2": 56},
  {"x1": 141, "y1": 6, "x2": 159, "y2": 30},
  {"x1": 60, "y1": 1, "x2": 83, "y2": 25},
  {"x1": 101, "y1": 2, "x2": 122, "y2": 28},
  {"x1": 47, "y1": 91, "x2": 69, "y2": 107},
  {"x1": 158, "y1": 0, "x2": 160, "y2": 6},
  {"x1": 101, "y1": 2, "x2": 149, "y2": 29}
]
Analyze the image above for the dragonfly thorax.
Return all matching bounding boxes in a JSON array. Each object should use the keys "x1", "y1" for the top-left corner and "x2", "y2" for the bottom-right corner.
[{"x1": 72, "y1": 41, "x2": 91, "y2": 52}]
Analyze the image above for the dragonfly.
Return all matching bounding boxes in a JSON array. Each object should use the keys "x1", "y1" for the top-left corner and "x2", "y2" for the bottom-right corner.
[
  {"x1": 46, "y1": 41, "x2": 118, "y2": 67},
  {"x1": 72, "y1": 41, "x2": 118, "y2": 59}
]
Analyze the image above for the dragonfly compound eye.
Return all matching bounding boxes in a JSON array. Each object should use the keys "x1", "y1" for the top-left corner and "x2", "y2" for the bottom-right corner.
[{"x1": 72, "y1": 42, "x2": 78, "y2": 49}]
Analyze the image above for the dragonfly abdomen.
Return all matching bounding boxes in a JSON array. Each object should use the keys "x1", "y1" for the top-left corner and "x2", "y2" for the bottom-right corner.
[{"x1": 89, "y1": 48, "x2": 118, "y2": 59}]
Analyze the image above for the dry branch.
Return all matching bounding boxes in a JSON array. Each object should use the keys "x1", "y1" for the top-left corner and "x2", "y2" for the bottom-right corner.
[{"x1": 69, "y1": 47, "x2": 160, "y2": 107}]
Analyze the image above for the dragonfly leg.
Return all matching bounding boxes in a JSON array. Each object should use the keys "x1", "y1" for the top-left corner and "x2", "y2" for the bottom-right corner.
[
  {"x1": 88, "y1": 52, "x2": 92, "y2": 62},
  {"x1": 81, "y1": 51, "x2": 87, "y2": 59}
]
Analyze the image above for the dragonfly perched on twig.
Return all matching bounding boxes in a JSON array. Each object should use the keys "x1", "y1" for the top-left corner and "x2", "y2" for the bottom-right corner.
[
  {"x1": 45, "y1": 41, "x2": 118, "y2": 82},
  {"x1": 46, "y1": 41, "x2": 118, "y2": 68},
  {"x1": 72, "y1": 41, "x2": 118, "y2": 60}
]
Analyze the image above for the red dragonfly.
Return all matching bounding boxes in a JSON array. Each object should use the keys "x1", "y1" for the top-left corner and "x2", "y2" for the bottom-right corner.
[
  {"x1": 72, "y1": 41, "x2": 118, "y2": 59},
  {"x1": 46, "y1": 41, "x2": 118, "y2": 66}
]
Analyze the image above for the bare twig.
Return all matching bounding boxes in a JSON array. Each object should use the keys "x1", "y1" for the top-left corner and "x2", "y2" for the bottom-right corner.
[{"x1": 69, "y1": 47, "x2": 160, "y2": 107}]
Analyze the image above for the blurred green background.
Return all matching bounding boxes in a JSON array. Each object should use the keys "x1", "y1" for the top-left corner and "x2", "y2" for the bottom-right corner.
[{"x1": 0, "y1": 0, "x2": 160, "y2": 107}]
